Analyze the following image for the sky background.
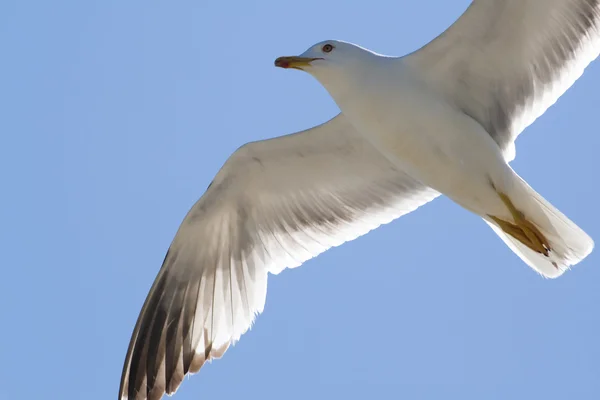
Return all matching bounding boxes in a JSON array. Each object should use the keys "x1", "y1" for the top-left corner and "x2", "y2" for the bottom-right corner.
[{"x1": 1, "y1": 1, "x2": 600, "y2": 399}]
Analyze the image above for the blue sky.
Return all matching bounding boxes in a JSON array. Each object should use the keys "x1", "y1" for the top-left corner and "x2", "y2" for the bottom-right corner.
[{"x1": 2, "y1": 1, "x2": 599, "y2": 399}]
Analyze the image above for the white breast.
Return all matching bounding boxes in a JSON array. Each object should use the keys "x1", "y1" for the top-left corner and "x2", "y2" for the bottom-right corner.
[{"x1": 330, "y1": 60, "x2": 514, "y2": 215}]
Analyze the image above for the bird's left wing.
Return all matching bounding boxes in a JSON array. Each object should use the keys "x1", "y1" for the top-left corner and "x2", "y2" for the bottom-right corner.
[
  {"x1": 404, "y1": 0, "x2": 600, "y2": 160},
  {"x1": 119, "y1": 113, "x2": 439, "y2": 400}
]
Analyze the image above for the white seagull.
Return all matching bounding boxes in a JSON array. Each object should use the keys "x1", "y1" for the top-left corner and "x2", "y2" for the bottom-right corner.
[{"x1": 119, "y1": 1, "x2": 598, "y2": 399}]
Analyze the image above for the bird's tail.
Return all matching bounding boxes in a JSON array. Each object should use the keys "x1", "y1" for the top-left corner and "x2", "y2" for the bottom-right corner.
[{"x1": 483, "y1": 176, "x2": 593, "y2": 278}]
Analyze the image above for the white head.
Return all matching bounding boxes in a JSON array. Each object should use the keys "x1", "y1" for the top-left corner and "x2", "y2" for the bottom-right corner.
[{"x1": 275, "y1": 40, "x2": 380, "y2": 93}]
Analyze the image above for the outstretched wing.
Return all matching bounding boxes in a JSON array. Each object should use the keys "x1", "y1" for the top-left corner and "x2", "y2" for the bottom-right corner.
[
  {"x1": 405, "y1": 0, "x2": 600, "y2": 160},
  {"x1": 118, "y1": 114, "x2": 439, "y2": 400}
]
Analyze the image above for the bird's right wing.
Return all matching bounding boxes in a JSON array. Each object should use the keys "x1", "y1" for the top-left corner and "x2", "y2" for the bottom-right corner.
[
  {"x1": 404, "y1": 0, "x2": 600, "y2": 160},
  {"x1": 119, "y1": 113, "x2": 440, "y2": 400}
]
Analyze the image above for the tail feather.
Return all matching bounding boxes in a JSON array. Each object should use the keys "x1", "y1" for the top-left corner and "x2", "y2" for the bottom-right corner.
[{"x1": 484, "y1": 179, "x2": 594, "y2": 278}]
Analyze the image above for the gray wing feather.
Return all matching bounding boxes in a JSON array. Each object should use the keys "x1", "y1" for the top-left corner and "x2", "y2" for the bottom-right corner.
[
  {"x1": 118, "y1": 114, "x2": 439, "y2": 400},
  {"x1": 405, "y1": 0, "x2": 600, "y2": 159}
]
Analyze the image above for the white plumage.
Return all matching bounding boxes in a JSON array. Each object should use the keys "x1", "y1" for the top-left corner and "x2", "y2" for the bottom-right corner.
[
  {"x1": 405, "y1": 0, "x2": 600, "y2": 161},
  {"x1": 119, "y1": 2, "x2": 599, "y2": 399}
]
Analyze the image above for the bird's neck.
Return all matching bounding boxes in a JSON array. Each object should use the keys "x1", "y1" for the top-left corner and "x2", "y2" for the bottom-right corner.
[{"x1": 318, "y1": 57, "x2": 405, "y2": 120}]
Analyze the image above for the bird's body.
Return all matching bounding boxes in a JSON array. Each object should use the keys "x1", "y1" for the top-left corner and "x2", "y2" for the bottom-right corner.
[
  {"x1": 309, "y1": 49, "x2": 591, "y2": 275},
  {"x1": 119, "y1": 2, "x2": 600, "y2": 399},
  {"x1": 326, "y1": 56, "x2": 513, "y2": 219}
]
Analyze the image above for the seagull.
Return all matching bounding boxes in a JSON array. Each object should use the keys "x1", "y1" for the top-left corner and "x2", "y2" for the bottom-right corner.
[{"x1": 119, "y1": 1, "x2": 598, "y2": 399}]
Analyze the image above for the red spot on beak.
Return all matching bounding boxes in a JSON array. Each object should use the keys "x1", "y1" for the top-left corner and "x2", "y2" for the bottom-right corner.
[{"x1": 274, "y1": 57, "x2": 290, "y2": 68}]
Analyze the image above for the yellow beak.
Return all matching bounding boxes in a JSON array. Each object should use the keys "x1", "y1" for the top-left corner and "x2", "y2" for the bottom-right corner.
[{"x1": 274, "y1": 56, "x2": 321, "y2": 70}]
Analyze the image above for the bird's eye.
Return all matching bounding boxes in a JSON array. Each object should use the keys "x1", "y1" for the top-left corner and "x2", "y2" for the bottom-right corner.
[{"x1": 322, "y1": 44, "x2": 334, "y2": 53}]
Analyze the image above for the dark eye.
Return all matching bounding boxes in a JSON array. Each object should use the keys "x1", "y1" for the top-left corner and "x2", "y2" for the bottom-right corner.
[{"x1": 322, "y1": 44, "x2": 334, "y2": 53}]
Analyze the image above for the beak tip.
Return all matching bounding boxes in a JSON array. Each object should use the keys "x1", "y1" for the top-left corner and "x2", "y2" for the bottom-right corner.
[{"x1": 274, "y1": 57, "x2": 289, "y2": 68}]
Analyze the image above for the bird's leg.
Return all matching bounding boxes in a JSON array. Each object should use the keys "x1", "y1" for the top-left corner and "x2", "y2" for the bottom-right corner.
[
  {"x1": 488, "y1": 215, "x2": 529, "y2": 244},
  {"x1": 488, "y1": 191, "x2": 551, "y2": 257}
]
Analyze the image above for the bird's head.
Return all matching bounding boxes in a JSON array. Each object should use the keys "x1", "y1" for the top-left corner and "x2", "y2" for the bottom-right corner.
[{"x1": 275, "y1": 40, "x2": 377, "y2": 88}]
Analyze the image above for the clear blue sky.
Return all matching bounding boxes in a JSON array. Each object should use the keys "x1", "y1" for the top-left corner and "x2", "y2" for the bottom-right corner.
[{"x1": 1, "y1": 1, "x2": 599, "y2": 399}]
